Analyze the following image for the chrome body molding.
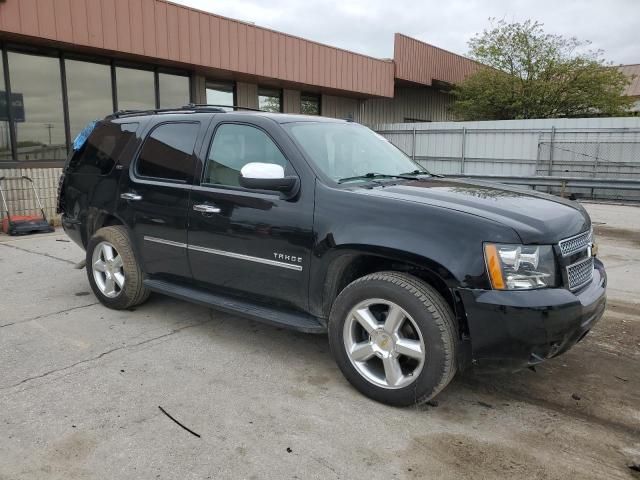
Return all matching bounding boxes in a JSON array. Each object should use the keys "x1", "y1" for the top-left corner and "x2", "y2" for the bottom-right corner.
[
  {"x1": 143, "y1": 236, "x2": 303, "y2": 271},
  {"x1": 144, "y1": 236, "x2": 187, "y2": 249},
  {"x1": 188, "y1": 244, "x2": 303, "y2": 271}
]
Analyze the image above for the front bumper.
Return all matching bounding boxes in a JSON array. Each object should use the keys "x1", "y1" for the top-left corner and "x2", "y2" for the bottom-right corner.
[{"x1": 457, "y1": 258, "x2": 606, "y2": 371}]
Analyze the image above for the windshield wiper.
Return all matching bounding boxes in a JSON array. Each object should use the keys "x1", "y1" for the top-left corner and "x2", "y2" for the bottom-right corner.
[
  {"x1": 399, "y1": 170, "x2": 444, "y2": 178},
  {"x1": 338, "y1": 172, "x2": 428, "y2": 184}
]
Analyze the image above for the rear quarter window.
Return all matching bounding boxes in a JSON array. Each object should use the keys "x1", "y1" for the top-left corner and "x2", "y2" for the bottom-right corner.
[
  {"x1": 135, "y1": 122, "x2": 200, "y2": 182},
  {"x1": 66, "y1": 122, "x2": 139, "y2": 175}
]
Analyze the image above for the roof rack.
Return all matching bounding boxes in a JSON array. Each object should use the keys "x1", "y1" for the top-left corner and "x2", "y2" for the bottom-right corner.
[
  {"x1": 107, "y1": 107, "x2": 193, "y2": 119},
  {"x1": 183, "y1": 104, "x2": 266, "y2": 112},
  {"x1": 107, "y1": 104, "x2": 266, "y2": 119}
]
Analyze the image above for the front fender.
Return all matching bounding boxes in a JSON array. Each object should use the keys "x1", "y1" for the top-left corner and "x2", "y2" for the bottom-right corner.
[{"x1": 309, "y1": 183, "x2": 520, "y2": 317}]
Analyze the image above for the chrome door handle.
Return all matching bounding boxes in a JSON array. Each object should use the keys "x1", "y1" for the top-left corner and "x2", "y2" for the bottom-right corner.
[
  {"x1": 120, "y1": 192, "x2": 142, "y2": 201},
  {"x1": 193, "y1": 204, "x2": 221, "y2": 214}
]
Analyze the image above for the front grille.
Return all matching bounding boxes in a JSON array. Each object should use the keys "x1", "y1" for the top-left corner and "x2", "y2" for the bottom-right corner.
[
  {"x1": 567, "y1": 256, "x2": 594, "y2": 291},
  {"x1": 558, "y1": 230, "x2": 592, "y2": 257}
]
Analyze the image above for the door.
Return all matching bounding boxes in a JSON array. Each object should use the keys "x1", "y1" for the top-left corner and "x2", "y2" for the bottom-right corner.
[
  {"x1": 118, "y1": 121, "x2": 202, "y2": 281},
  {"x1": 187, "y1": 120, "x2": 314, "y2": 311}
]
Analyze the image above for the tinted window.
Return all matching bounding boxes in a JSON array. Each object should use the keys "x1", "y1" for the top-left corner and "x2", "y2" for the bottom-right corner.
[
  {"x1": 301, "y1": 93, "x2": 320, "y2": 115},
  {"x1": 0, "y1": 57, "x2": 11, "y2": 160},
  {"x1": 116, "y1": 67, "x2": 155, "y2": 110},
  {"x1": 206, "y1": 81, "x2": 234, "y2": 111},
  {"x1": 258, "y1": 87, "x2": 281, "y2": 113},
  {"x1": 68, "y1": 122, "x2": 138, "y2": 175},
  {"x1": 137, "y1": 123, "x2": 199, "y2": 181},
  {"x1": 7, "y1": 52, "x2": 66, "y2": 161},
  {"x1": 66, "y1": 59, "x2": 113, "y2": 138},
  {"x1": 204, "y1": 124, "x2": 288, "y2": 187},
  {"x1": 159, "y1": 73, "x2": 190, "y2": 108}
]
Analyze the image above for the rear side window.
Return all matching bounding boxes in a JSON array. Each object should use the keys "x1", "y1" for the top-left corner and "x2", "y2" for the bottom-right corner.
[
  {"x1": 136, "y1": 123, "x2": 199, "y2": 182},
  {"x1": 67, "y1": 122, "x2": 138, "y2": 175}
]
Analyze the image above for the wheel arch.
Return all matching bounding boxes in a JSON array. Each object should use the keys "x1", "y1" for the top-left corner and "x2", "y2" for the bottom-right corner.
[
  {"x1": 317, "y1": 246, "x2": 467, "y2": 338},
  {"x1": 82, "y1": 207, "x2": 128, "y2": 248}
]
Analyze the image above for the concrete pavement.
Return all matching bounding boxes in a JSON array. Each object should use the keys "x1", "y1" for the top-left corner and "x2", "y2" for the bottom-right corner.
[{"x1": 0, "y1": 202, "x2": 638, "y2": 479}]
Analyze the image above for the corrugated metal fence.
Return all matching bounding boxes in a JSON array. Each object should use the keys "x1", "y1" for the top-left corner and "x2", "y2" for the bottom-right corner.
[{"x1": 375, "y1": 117, "x2": 640, "y2": 201}]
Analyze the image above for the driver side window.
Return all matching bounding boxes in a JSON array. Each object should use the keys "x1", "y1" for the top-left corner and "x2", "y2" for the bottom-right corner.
[{"x1": 204, "y1": 123, "x2": 289, "y2": 187}]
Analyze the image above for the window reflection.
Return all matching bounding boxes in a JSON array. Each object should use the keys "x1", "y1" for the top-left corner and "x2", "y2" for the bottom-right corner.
[
  {"x1": 116, "y1": 67, "x2": 154, "y2": 111},
  {"x1": 159, "y1": 73, "x2": 190, "y2": 108},
  {"x1": 137, "y1": 123, "x2": 199, "y2": 181},
  {"x1": 258, "y1": 87, "x2": 282, "y2": 112},
  {"x1": 204, "y1": 123, "x2": 288, "y2": 186},
  {"x1": 66, "y1": 59, "x2": 113, "y2": 138},
  {"x1": 301, "y1": 93, "x2": 320, "y2": 115},
  {"x1": 206, "y1": 81, "x2": 234, "y2": 110},
  {"x1": 7, "y1": 52, "x2": 66, "y2": 161},
  {"x1": 1, "y1": 51, "x2": 193, "y2": 164},
  {"x1": 0, "y1": 62, "x2": 11, "y2": 160}
]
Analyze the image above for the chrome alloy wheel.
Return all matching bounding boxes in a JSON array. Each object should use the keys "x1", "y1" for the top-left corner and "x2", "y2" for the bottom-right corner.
[
  {"x1": 343, "y1": 298, "x2": 426, "y2": 389},
  {"x1": 91, "y1": 241, "x2": 125, "y2": 298}
]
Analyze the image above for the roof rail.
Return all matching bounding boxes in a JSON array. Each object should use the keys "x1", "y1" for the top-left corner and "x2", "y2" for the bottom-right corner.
[
  {"x1": 106, "y1": 104, "x2": 266, "y2": 119},
  {"x1": 183, "y1": 104, "x2": 265, "y2": 112},
  {"x1": 107, "y1": 107, "x2": 193, "y2": 119}
]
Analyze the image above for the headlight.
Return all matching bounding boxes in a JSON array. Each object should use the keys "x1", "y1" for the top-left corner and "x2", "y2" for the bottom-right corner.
[{"x1": 484, "y1": 243, "x2": 557, "y2": 290}]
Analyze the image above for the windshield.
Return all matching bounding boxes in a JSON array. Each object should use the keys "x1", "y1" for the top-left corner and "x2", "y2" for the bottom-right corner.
[{"x1": 284, "y1": 122, "x2": 428, "y2": 183}]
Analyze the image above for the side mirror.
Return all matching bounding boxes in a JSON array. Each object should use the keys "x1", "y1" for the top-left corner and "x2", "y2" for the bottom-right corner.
[{"x1": 239, "y1": 162, "x2": 298, "y2": 195}]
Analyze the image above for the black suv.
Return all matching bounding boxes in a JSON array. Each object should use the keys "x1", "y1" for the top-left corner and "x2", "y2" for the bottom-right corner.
[{"x1": 58, "y1": 107, "x2": 606, "y2": 406}]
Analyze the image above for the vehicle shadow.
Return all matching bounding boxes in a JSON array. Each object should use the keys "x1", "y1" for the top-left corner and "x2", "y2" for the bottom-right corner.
[{"x1": 147, "y1": 293, "x2": 638, "y2": 437}]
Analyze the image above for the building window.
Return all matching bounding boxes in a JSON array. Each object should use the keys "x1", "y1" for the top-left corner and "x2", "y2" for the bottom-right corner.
[
  {"x1": 65, "y1": 59, "x2": 113, "y2": 138},
  {"x1": 159, "y1": 73, "x2": 190, "y2": 108},
  {"x1": 116, "y1": 66, "x2": 155, "y2": 111},
  {"x1": 0, "y1": 59, "x2": 11, "y2": 160},
  {"x1": 301, "y1": 93, "x2": 320, "y2": 115},
  {"x1": 0, "y1": 46, "x2": 192, "y2": 166},
  {"x1": 206, "y1": 81, "x2": 235, "y2": 110},
  {"x1": 136, "y1": 122, "x2": 199, "y2": 182},
  {"x1": 7, "y1": 52, "x2": 66, "y2": 162},
  {"x1": 258, "y1": 87, "x2": 282, "y2": 113}
]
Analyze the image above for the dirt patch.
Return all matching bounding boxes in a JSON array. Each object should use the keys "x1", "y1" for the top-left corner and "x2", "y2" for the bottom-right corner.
[
  {"x1": 306, "y1": 374, "x2": 331, "y2": 386},
  {"x1": 458, "y1": 297, "x2": 640, "y2": 437},
  {"x1": 18, "y1": 431, "x2": 98, "y2": 479},
  {"x1": 594, "y1": 225, "x2": 640, "y2": 247},
  {"x1": 607, "y1": 300, "x2": 640, "y2": 318},
  {"x1": 399, "y1": 433, "x2": 553, "y2": 479}
]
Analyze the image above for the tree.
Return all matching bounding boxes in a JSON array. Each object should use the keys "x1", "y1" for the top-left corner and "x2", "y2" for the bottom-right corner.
[{"x1": 451, "y1": 19, "x2": 634, "y2": 120}]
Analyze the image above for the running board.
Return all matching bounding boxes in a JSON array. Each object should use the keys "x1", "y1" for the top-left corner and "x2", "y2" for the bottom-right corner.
[{"x1": 144, "y1": 279, "x2": 326, "y2": 334}]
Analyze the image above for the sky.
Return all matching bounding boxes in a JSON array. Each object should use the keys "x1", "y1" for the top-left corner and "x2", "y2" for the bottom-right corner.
[{"x1": 171, "y1": 0, "x2": 639, "y2": 65}]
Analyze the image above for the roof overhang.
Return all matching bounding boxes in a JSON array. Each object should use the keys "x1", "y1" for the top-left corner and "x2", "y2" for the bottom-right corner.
[
  {"x1": 0, "y1": 0, "x2": 395, "y2": 98},
  {"x1": 393, "y1": 33, "x2": 482, "y2": 87}
]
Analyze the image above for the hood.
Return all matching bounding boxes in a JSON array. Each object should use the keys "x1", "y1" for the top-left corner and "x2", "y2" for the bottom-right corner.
[{"x1": 354, "y1": 178, "x2": 590, "y2": 244}]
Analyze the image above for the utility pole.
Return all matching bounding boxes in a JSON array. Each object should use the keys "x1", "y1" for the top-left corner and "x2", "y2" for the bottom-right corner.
[{"x1": 45, "y1": 123, "x2": 53, "y2": 145}]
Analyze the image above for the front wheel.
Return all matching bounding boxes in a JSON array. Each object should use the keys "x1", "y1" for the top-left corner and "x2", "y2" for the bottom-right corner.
[
  {"x1": 328, "y1": 272, "x2": 457, "y2": 406},
  {"x1": 86, "y1": 226, "x2": 149, "y2": 310}
]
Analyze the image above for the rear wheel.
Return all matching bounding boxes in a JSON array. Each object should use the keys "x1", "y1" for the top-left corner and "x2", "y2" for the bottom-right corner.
[
  {"x1": 86, "y1": 226, "x2": 149, "y2": 309},
  {"x1": 328, "y1": 271, "x2": 457, "y2": 406}
]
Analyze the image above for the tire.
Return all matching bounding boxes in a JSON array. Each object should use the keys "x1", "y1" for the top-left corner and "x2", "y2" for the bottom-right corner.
[
  {"x1": 328, "y1": 271, "x2": 457, "y2": 406},
  {"x1": 86, "y1": 225, "x2": 150, "y2": 310}
]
